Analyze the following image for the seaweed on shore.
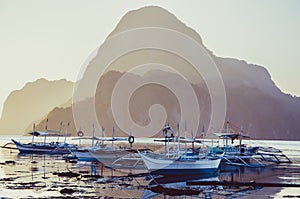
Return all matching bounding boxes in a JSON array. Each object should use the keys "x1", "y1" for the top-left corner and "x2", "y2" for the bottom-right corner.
[
  {"x1": 6, "y1": 181, "x2": 46, "y2": 190},
  {"x1": 0, "y1": 160, "x2": 16, "y2": 165},
  {"x1": 53, "y1": 171, "x2": 80, "y2": 178},
  {"x1": 0, "y1": 176, "x2": 18, "y2": 182},
  {"x1": 149, "y1": 185, "x2": 202, "y2": 196}
]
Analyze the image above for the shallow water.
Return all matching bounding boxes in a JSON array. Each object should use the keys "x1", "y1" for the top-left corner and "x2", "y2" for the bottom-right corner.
[{"x1": 0, "y1": 136, "x2": 299, "y2": 198}]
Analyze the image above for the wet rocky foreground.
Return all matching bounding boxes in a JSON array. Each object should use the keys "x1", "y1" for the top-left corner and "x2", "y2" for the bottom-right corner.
[{"x1": 0, "y1": 144, "x2": 300, "y2": 198}]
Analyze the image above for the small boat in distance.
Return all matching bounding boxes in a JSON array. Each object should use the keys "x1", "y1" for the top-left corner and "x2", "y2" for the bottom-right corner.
[{"x1": 12, "y1": 121, "x2": 76, "y2": 155}]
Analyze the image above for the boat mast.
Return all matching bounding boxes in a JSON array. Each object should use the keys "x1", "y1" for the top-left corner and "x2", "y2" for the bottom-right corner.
[
  {"x1": 101, "y1": 127, "x2": 105, "y2": 146},
  {"x1": 129, "y1": 130, "x2": 132, "y2": 150},
  {"x1": 226, "y1": 120, "x2": 230, "y2": 147},
  {"x1": 57, "y1": 121, "x2": 62, "y2": 143},
  {"x1": 202, "y1": 126, "x2": 205, "y2": 145},
  {"x1": 191, "y1": 131, "x2": 194, "y2": 151},
  {"x1": 163, "y1": 123, "x2": 167, "y2": 153},
  {"x1": 240, "y1": 127, "x2": 243, "y2": 145},
  {"x1": 32, "y1": 123, "x2": 35, "y2": 143},
  {"x1": 112, "y1": 126, "x2": 115, "y2": 150},
  {"x1": 239, "y1": 126, "x2": 243, "y2": 153},
  {"x1": 92, "y1": 124, "x2": 95, "y2": 148},
  {"x1": 167, "y1": 137, "x2": 170, "y2": 158},
  {"x1": 177, "y1": 123, "x2": 180, "y2": 158},
  {"x1": 173, "y1": 124, "x2": 176, "y2": 157},
  {"x1": 44, "y1": 119, "x2": 48, "y2": 144},
  {"x1": 79, "y1": 127, "x2": 82, "y2": 146},
  {"x1": 184, "y1": 121, "x2": 187, "y2": 151},
  {"x1": 64, "y1": 122, "x2": 69, "y2": 144}
]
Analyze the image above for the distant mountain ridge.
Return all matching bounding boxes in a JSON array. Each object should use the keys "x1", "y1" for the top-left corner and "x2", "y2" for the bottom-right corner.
[
  {"x1": 1, "y1": 6, "x2": 299, "y2": 140},
  {"x1": 0, "y1": 78, "x2": 73, "y2": 134},
  {"x1": 37, "y1": 66, "x2": 300, "y2": 140}
]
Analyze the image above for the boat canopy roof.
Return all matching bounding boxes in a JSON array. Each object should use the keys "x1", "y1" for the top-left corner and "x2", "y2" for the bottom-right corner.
[
  {"x1": 29, "y1": 131, "x2": 63, "y2": 137},
  {"x1": 72, "y1": 137, "x2": 127, "y2": 141},
  {"x1": 214, "y1": 133, "x2": 250, "y2": 139},
  {"x1": 29, "y1": 131, "x2": 49, "y2": 136},
  {"x1": 154, "y1": 137, "x2": 202, "y2": 143}
]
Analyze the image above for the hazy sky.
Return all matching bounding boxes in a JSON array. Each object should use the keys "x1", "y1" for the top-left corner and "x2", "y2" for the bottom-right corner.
[{"x1": 0, "y1": 0, "x2": 299, "y2": 116}]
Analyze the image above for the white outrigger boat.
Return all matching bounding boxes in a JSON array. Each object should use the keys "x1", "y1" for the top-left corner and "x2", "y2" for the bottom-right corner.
[
  {"x1": 12, "y1": 122, "x2": 76, "y2": 155},
  {"x1": 71, "y1": 126, "x2": 133, "y2": 162},
  {"x1": 98, "y1": 124, "x2": 207, "y2": 170},
  {"x1": 139, "y1": 124, "x2": 222, "y2": 175},
  {"x1": 71, "y1": 137, "x2": 129, "y2": 162},
  {"x1": 139, "y1": 150, "x2": 222, "y2": 175},
  {"x1": 89, "y1": 129, "x2": 147, "y2": 168},
  {"x1": 70, "y1": 126, "x2": 106, "y2": 161}
]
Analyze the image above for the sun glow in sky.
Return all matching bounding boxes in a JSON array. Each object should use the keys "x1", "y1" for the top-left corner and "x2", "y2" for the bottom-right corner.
[{"x1": 0, "y1": 0, "x2": 299, "y2": 115}]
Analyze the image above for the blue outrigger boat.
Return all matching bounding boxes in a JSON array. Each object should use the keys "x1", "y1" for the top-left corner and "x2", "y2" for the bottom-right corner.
[
  {"x1": 12, "y1": 122, "x2": 76, "y2": 155},
  {"x1": 11, "y1": 139, "x2": 74, "y2": 154}
]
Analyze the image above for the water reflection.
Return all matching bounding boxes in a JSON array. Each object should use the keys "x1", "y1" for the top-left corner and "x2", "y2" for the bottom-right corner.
[{"x1": 143, "y1": 167, "x2": 265, "y2": 198}]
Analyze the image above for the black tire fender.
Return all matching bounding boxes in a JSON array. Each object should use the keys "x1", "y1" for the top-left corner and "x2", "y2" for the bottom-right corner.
[
  {"x1": 77, "y1": 131, "x2": 84, "y2": 137},
  {"x1": 128, "y1": 135, "x2": 134, "y2": 144}
]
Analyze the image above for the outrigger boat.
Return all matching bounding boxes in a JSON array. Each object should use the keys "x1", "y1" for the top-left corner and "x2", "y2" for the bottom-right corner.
[
  {"x1": 209, "y1": 121, "x2": 259, "y2": 156},
  {"x1": 71, "y1": 126, "x2": 135, "y2": 163},
  {"x1": 205, "y1": 121, "x2": 266, "y2": 167},
  {"x1": 139, "y1": 124, "x2": 222, "y2": 175},
  {"x1": 71, "y1": 137, "x2": 129, "y2": 162},
  {"x1": 97, "y1": 124, "x2": 206, "y2": 170},
  {"x1": 88, "y1": 128, "x2": 148, "y2": 168},
  {"x1": 12, "y1": 121, "x2": 76, "y2": 155},
  {"x1": 139, "y1": 150, "x2": 222, "y2": 175},
  {"x1": 207, "y1": 121, "x2": 291, "y2": 167},
  {"x1": 70, "y1": 126, "x2": 107, "y2": 161}
]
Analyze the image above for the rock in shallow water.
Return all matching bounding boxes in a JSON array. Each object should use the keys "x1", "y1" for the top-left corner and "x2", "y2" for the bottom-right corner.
[{"x1": 60, "y1": 188, "x2": 77, "y2": 195}]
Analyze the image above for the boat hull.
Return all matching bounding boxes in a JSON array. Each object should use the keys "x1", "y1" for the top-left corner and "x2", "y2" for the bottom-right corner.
[
  {"x1": 139, "y1": 152, "x2": 221, "y2": 175},
  {"x1": 91, "y1": 149, "x2": 133, "y2": 165},
  {"x1": 72, "y1": 150, "x2": 97, "y2": 161},
  {"x1": 149, "y1": 168, "x2": 218, "y2": 175},
  {"x1": 12, "y1": 139, "x2": 71, "y2": 155}
]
